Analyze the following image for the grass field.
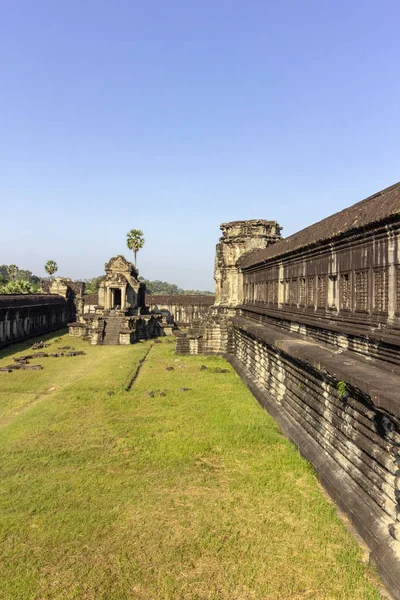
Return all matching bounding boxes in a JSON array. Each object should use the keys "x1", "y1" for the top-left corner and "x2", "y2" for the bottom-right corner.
[{"x1": 0, "y1": 332, "x2": 384, "y2": 599}]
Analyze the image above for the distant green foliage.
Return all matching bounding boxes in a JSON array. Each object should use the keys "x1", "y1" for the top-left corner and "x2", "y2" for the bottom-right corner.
[
  {"x1": 183, "y1": 289, "x2": 214, "y2": 296},
  {"x1": 82, "y1": 275, "x2": 213, "y2": 297},
  {"x1": 139, "y1": 277, "x2": 184, "y2": 295},
  {"x1": 84, "y1": 276, "x2": 104, "y2": 294},
  {"x1": 0, "y1": 280, "x2": 33, "y2": 294},
  {"x1": 17, "y1": 270, "x2": 40, "y2": 285},
  {"x1": 0, "y1": 265, "x2": 10, "y2": 281},
  {"x1": 0, "y1": 265, "x2": 41, "y2": 294},
  {"x1": 138, "y1": 277, "x2": 213, "y2": 296}
]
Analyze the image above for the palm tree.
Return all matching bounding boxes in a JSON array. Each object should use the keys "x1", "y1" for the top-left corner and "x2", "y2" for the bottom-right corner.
[
  {"x1": 44, "y1": 260, "x2": 58, "y2": 279},
  {"x1": 126, "y1": 229, "x2": 145, "y2": 267},
  {"x1": 7, "y1": 264, "x2": 18, "y2": 281}
]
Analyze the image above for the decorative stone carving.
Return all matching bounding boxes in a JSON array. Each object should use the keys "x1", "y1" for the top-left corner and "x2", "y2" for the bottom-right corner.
[
  {"x1": 373, "y1": 268, "x2": 388, "y2": 314},
  {"x1": 317, "y1": 276, "x2": 327, "y2": 308},
  {"x1": 307, "y1": 277, "x2": 315, "y2": 307},
  {"x1": 340, "y1": 273, "x2": 352, "y2": 310},
  {"x1": 355, "y1": 270, "x2": 369, "y2": 312}
]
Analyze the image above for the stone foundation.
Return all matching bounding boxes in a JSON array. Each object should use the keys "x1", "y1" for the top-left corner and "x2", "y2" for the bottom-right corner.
[
  {"x1": 69, "y1": 311, "x2": 168, "y2": 345},
  {"x1": 230, "y1": 318, "x2": 400, "y2": 597}
]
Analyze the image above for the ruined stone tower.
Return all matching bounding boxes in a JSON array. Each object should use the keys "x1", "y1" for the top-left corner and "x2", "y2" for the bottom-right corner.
[
  {"x1": 214, "y1": 220, "x2": 282, "y2": 308},
  {"x1": 176, "y1": 219, "x2": 282, "y2": 354}
]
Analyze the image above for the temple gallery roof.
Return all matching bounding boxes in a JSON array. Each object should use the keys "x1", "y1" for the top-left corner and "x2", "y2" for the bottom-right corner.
[
  {"x1": 238, "y1": 181, "x2": 400, "y2": 269},
  {"x1": 0, "y1": 294, "x2": 67, "y2": 309}
]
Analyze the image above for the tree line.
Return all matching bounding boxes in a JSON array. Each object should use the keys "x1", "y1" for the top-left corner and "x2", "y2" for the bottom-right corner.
[
  {"x1": 1, "y1": 230, "x2": 213, "y2": 296},
  {"x1": 0, "y1": 261, "x2": 58, "y2": 294},
  {"x1": 84, "y1": 276, "x2": 213, "y2": 296}
]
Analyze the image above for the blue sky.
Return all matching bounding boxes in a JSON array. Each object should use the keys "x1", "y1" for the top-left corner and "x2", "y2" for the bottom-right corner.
[{"x1": 1, "y1": 0, "x2": 399, "y2": 290}]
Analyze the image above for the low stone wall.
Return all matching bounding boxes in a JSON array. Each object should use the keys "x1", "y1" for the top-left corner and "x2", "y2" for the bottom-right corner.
[
  {"x1": 146, "y1": 295, "x2": 215, "y2": 326},
  {"x1": 69, "y1": 311, "x2": 172, "y2": 345},
  {"x1": 83, "y1": 293, "x2": 99, "y2": 314},
  {"x1": 230, "y1": 315, "x2": 400, "y2": 598},
  {"x1": 0, "y1": 295, "x2": 68, "y2": 347}
]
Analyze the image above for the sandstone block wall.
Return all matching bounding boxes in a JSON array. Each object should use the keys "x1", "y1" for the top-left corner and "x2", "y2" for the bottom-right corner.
[
  {"x1": 231, "y1": 318, "x2": 400, "y2": 598},
  {"x1": 146, "y1": 294, "x2": 215, "y2": 326}
]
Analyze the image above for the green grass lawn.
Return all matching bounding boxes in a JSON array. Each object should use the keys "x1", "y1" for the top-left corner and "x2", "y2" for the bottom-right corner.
[{"x1": 0, "y1": 332, "x2": 384, "y2": 599}]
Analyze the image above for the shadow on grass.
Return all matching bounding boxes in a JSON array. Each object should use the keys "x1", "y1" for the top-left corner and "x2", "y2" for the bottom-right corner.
[{"x1": 0, "y1": 327, "x2": 68, "y2": 360}]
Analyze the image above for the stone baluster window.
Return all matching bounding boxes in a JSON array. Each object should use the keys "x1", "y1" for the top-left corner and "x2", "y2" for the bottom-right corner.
[
  {"x1": 340, "y1": 273, "x2": 352, "y2": 311},
  {"x1": 328, "y1": 275, "x2": 337, "y2": 308},
  {"x1": 373, "y1": 268, "x2": 388, "y2": 314},
  {"x1": 307, "y1": 277, "x2": 315, "y2": 307},
  {"x1": 289, "y1": 279, "x2": 297, "y2": 305},
  {"x1": 271, "y1": 280, "x2": 278, "y2": 304},
  {"x1": 355, "y1": 271, "x2": 369, "y2": 312},
  {"x1": 284, "y1": 280, "x2": 290, "y2": 304},
  {"x1": 396, "y1": 267, "x2": 400, "y2": 314},
  {"x1": 299, "y1": 278, "x2": 306, "y2": 306},
  {"x1": 262, "y1": 281, "x2": 267, "y2": 304},
  {"x1": 317, "y1": 275, "x2": 327, "y2": 308}
]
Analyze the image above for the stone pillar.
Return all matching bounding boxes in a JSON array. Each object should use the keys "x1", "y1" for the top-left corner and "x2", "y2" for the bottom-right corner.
[
  {"x1": 121, "y1": 286, "x2": 127, "y2": 310},
  {"x1": 388, "y1": 228, "x2": 396, "y2": 321},
  {"x1": 106, "y1": 287, "x2": 111, "y2": 310}
]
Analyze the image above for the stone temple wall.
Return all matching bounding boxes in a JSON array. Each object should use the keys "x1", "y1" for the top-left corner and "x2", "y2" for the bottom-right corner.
[
  {"x1": 177, "y1": 181, "x2": 400, "y2": 599},
  {"x1": 0, "y1": 295, "x2": 69, "y2": 347},
  {"x1": 146, "y1": 294, "x2": 215, "y2": 326},
  {"x1": 83, "y1": 293, "x2": 215, "y2": 327}
]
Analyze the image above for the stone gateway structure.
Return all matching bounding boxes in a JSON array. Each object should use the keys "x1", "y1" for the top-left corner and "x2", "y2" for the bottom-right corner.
[
  {"x1": 178, "y1": 181, "x2": 400, "y2": 600},
  {"x1": 97, "y1": 255, "x2": 145, "y2": 311},
  {"x1": 69, "y1": 255, "x2": 172, "y2": 344}
]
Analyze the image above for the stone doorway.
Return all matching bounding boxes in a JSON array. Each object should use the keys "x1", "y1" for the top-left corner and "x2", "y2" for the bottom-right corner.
[{"x1": 111, "y1": 288, "x2": 122, "y2": 308}]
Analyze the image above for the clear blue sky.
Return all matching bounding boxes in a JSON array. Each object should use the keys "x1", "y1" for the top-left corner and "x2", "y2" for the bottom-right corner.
[{"x1": 1, "y1": 0, "x2": 399, "y2": 290}]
